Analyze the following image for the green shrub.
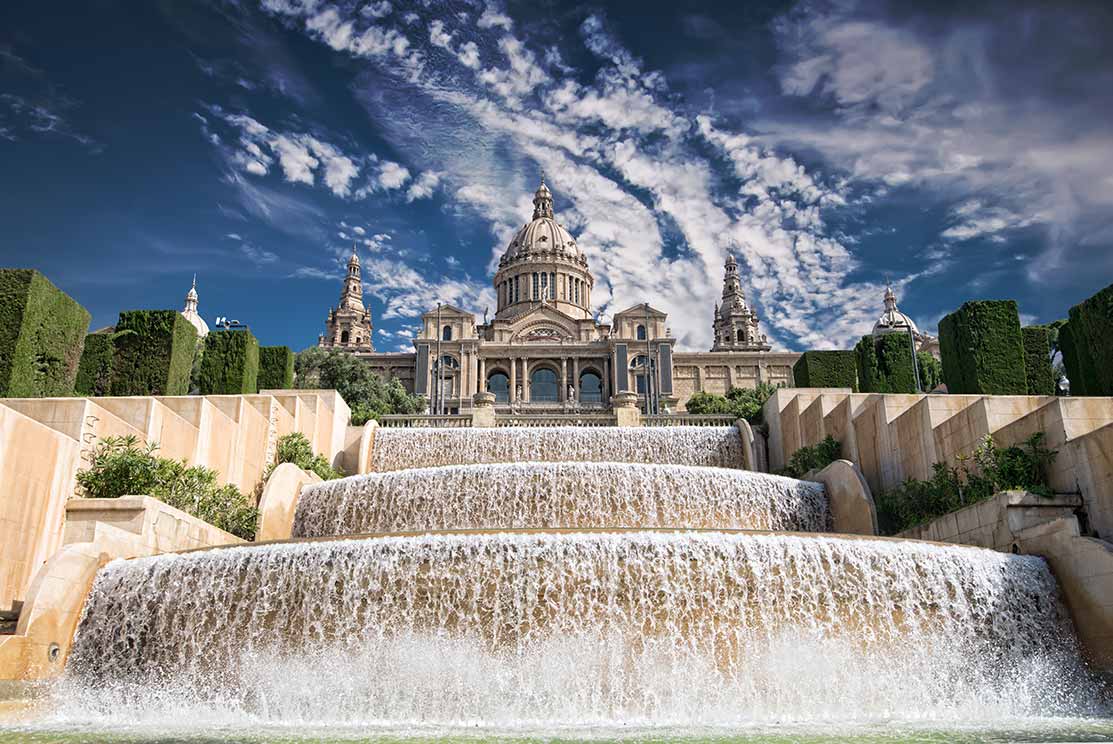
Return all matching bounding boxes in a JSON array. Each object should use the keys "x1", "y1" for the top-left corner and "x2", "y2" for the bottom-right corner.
[
  {"x1": 1021, "y1": 326, "x2": 1056, "y2": 396},
  {"x1": 856, "y1": 333, "x2": 917, "y2": 393},
  {"x1": 75, "y1": 435, "x2": 257, "y2": 540},
  {"x1": 0, "y1": 269, "x2": 91, "y2": 397},
  {"x1": 1063, "y1": 283, "x2": 1113, "y2": 395},
  {"x1": 916, "y1": 351, "x2": 943, "y2": 392},
  {"x1": 875, "y1": 432, "x2": 1057, "y2": 534},
  {"x1": 685, "y1": 383, "x2": 779, "y2": 425},
  {"x1": 199, "y1": 329, "x2": 259, "y2": 394},
  {"x1": 258, "y1": 346, "x2": 295, "y2": 390},
  {"x1": 75, "y1": 331, "x2": 115, "y2": 397},
  {"x1": 938, "y1": 300, "x2": 1026, "y2": 394},
  {"x1": 295, "y1": 347, "x2": 424, "y2": 425},
  {"x1": 111, "y1": 310, "x2": 198, "y2": 396},
  {"x1": 270, "y1": 432, "x2": 343, "y2": 481},
  {"x1": 781, "y1": 435, "x2": 842, "y2": 478},
  {"x1": 792, "y1": 350, "x2": 857, "y2": 391}
]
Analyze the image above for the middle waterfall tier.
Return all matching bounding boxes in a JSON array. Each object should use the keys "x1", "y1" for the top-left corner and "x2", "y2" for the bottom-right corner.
[{"x1": 293, "y1": 462, "x2": 829, "y2": 537}]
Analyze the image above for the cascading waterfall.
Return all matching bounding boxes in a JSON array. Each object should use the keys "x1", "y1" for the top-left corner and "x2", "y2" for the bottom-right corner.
[
  {"x1": 293, "y1": 462, "x2": 829, "y2": 537},
  {"x1": 61, "y1": 531, "x2": 1100, "y2": 726},
  {"x1": 369, "y1": 425, "x2": 744, "y2": 471}
]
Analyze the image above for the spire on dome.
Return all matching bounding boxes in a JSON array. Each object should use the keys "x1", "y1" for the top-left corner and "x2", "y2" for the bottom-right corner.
[
  {"x1": 186, "y1": 274, "x2": 198, "y2": 303},
  {"x1": 180, "y1": 274, "x2": 209, "y2": 338},
  {"x1": 532, "y1": 177, "x2": 554, "y2": 220}
]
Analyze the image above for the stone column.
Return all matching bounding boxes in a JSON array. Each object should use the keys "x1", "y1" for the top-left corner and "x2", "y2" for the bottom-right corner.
[
  {"x1": 478, "y1": 357, "x2": 486, "y2": 395},
  {"x1": 522, "y1": 356, "x2": 530, "y2": 401},
  {"x1": 572, "y1": 357, "x2": 580, "y2": 400},
  {"x1": 472, "y1": 392, "x2": 496, "y2": 427},
  {"x1": 612, "y1": 391, "x2": 640, "y2": 427},
  {"x1": 509, "y1": 357, "x2": 517, "y2": 403},
  {"x1": 560, "y1": 357, "x2": 567, "y2": 402}
]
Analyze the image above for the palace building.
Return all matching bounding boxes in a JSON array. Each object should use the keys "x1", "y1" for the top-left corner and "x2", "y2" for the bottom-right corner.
[{"x1": 318, "y1": 180, "x2": 799, "y2": 412}]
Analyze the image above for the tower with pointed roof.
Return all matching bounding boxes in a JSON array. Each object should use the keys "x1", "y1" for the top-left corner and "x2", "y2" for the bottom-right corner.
[
  {"x1": 180, "y1": 275, "x2": 209, "y2": 338},
  {"x1": 711, "y1": 255, "x2": 769, "y2": 352},
  {"x1": 319, "y1": 246, "x2": 374, "y2": 351}
]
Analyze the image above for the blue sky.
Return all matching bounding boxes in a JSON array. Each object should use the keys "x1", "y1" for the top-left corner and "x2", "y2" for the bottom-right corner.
[{"x1": 1, "y1": 0, "x2": 1111, "y2": 353}]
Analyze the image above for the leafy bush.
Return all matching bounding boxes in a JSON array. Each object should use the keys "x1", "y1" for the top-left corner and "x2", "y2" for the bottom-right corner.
[
  {"x1": 684, "y1": 383, "x2": 778, "y2": 424},
  {"x1": 793, "y1": 351, "x2": 858, "y2": 391},
  {"x1": 111, "y1": 310, "x2": 198, "y2": 396},
  {"x1": 258, "y1": 346, "x2": 295, "y2": 390},
  {"x1": 916, "y1": 351, "x2": 943, "y2": 392},
  {"x1": 781, "y1": 435, "x2": 842, "y2": 478},
  {"x1": 271, "y1": 432, "x2": 343, "y2": 481},
  {"x1": 199, "y1": 329, "x2": 259, "y2": 394},
  {"x1": 938, "y1": 300, "x2": 1026, "y2": 394},
  {"x1": 856, "y1": 333, "x2": 917, "y2": 393},
  {"x1": 76, "y1": 435, "x2": 257, "y2": 540},
  {"x1": 876, "y1": 432, "x2": 1057, "y2": 535},
  {"x1": 75, "y1": 331, "x2": 115, "y2": 396},
  {"x1": 1062, "y1": 283, "x2": 1113, "y2": 395},
  {"x1": 1022, "y1": 326, "x2": 1056, "y2": 396},
  {"x1": 0, "y1": 269, "x2": 91, "y2": 397},
  {"x1": 295, "y1": 347, "x2": 424, "y2": 425}
]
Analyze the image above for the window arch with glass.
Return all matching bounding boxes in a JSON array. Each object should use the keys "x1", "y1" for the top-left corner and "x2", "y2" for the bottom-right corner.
[
  {"x1": 529, "y1": 367, "x2": 558, "y2": 402},
  {"x1": 579, "y1": 370, "x2": 603, "y2": 403},
  {"x1": 487, "y1": 372, "x2": 510, "y2": 403}
]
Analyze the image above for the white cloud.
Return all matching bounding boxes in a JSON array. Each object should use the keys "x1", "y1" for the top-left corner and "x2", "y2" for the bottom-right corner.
[
  {"x1": 477, "y1": 5, "x2": 512, "y2": 31},
  {"x1": 406, "y1": 170, "x2": 440, "y2": 201},
  {"x1": 362, "y1": 1, "x2": 392, "y2": 19}
]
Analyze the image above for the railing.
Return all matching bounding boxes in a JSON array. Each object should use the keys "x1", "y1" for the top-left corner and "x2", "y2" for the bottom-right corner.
[
  {"x1": 377, "y1": 414, "x2": 474, "y2": 428},
  {"x1": 642, "y1": 414, "x2": 738, "y2": 427},
  {"x1": 497, "y1": 414, "x2": 618, "y2": 427}
]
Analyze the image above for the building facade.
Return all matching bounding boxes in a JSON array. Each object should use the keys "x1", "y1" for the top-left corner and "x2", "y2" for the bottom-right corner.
[{"x1": 321, "y1": 180, "x2": 798, "y2": 412}]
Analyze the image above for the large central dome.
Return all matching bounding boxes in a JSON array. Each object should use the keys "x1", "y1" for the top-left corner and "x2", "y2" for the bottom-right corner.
[
  {"x1": 501, "y1": 182, "x2": 582, "y2": 261},
  {"x1": 493, "y1": 179, "x2": 594, "y2": 322}
]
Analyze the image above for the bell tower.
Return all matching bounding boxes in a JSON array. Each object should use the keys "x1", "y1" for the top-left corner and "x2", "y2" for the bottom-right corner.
[
  {"x1": 711, "y1": 255, "x2": 770, "y2": 352},
  {"x1": 319, "y1": 245, "x2": 375, "y2": 351}
]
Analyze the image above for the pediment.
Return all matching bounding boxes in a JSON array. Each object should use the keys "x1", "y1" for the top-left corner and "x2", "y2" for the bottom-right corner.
[
  {"x1": 614, "y1": 302, "x2": 668, "y2": 319},
  {"x1": 506, "y1": 305, "x2": 579, "y2": 342}
]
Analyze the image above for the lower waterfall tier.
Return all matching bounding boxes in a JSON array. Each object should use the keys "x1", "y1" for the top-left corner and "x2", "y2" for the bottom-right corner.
[
  {"x1": 62, "y1": 531, "x2": 1101, "y2": 726},
  {"x1": 369, "y1": 425, "x2": 745, "y2": 471},
  {"x1": 293, "y1": 463, "x2": 828, "y2": 537}
]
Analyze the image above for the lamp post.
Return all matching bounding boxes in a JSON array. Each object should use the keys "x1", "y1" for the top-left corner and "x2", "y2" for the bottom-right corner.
[
  {"x1": 434, "y1": 302, "x2": 443, "y2": 415},
  {"x1": 907, "y1": 325, "x2": 922, "y2": 393}
]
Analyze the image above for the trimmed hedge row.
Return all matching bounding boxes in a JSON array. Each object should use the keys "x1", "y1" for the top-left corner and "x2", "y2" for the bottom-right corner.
[
  {"x1": 0, "y1": 269, "x2": 91, "y2": 397},
  {"x1": 856, "y1": 333, "x2": 917, "y2": 393},
  {"x1": 1021, "y1": 326, "x2": 1055, "y2": 396},
  {"x1": 75, "y1": 331, "x2": 115, "y2": 396},
  {"x1": 793, "y1": 350, "x2": 858, "y2": 391},
  {"x1": 1062, "y1": 282, "x2": 1113, "y2": 395},
  {"x1": 199, "y1": 329, "x2": 259, "y2": 394},
  {"x1": 938, "y1": 300, "x2": 1026, "y2": 394},
  {"x1": 111, "y1": 310, "x2": 198, "y2": 396},
  {"x1": 258, "y1": 345, "x2": 294, "y2": 390}
]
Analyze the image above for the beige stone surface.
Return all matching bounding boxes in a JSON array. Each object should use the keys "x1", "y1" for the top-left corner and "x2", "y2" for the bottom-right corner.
[
  {"x1": 155, "y1": 396, "x2": 237, "y2": 483},
  {"x1": 734, "y1": 419, "x2": 756, "y2": 471},
  {"x1": 813, "y1": 459, "x2": 877, "y2": 536},
  {"x1": 95, "y1": 397, "x2": 200, "y2": 464},
  {"x1": 256, "y1": 463, "x2": 322, "y2": 542},
  {"x1": 0, "y1": 406, "x2": 83, "y2": 612},
  {"x1": 64, "y1": 496, "x2": 243, "y2": 554}
]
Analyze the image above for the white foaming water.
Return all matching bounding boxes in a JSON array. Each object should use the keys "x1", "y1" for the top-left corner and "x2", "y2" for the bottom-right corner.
[
  {"x1": 293, "y1": 462, "x2": 829, "y2": 537},
  {"x1": 57, "y1": 531, "x2": 1101, "y2": 728},
  {"x1": 369, "y1": 426, "x2": 744, "y2": 472}
]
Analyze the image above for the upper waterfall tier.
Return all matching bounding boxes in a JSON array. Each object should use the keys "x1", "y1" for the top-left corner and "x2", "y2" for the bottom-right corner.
[
  {"x1": 369, "y1": 425, "x2": 745, "y2": 471},
  {"x1": 293, "y1": 462, "x2": 828, "y2": 537},
  {"x1": 63, "y1": 531, "x2": 1099, "y2": 726}
]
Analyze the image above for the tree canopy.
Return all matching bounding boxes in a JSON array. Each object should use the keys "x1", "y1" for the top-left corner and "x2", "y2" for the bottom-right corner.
[{"x1": 295, "y1": 347, "x2": 426, "y2": 425}]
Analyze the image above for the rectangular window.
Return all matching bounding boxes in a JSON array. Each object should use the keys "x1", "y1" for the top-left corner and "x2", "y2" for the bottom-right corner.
[
  {"x1": 514, "y1": 276, "x2": 519, "y2": 303},
  {"x1": 532, "y1": 273, "x2": 540, "y2": 300},
  {"x1": 540, "y1": 272, "x2": 548, "y2": 300},
  {"x1": 575, "y1": 279, "x2": 580, "y2": 305}
]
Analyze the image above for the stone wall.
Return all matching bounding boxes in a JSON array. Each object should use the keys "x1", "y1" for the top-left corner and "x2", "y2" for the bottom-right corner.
[{"x1": 0, "y1": 390, "x2": 350, "y2": 611}]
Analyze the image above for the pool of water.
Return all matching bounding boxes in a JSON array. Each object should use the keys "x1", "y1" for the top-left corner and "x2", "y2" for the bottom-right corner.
[{"x1": 3, "y1": 721, "x2": 1113, "y2": 744}]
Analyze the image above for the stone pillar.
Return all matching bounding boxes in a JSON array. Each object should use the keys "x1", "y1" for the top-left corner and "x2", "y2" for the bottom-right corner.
[
  {"x1": 478, "y1": 357, "x2": 486, "y2": 394},
  {"x1": 521, "y1": 356, "x2": 529, "y2": 401},
  {"x1": 572, "y1": 358, "x2": 580, "y2": 400},
  {"x1": 472, "y1": 392, "x2": 496, "y2": 427},
  {"x1": 509, "y1": 357, "x2": 517, "y2": 403},
  {"x1": 612, "y1": 391, "x2": 640, "y2": 427},
  {"x1": 560, "y1": 357, "x2": 568, "y2": 402}
]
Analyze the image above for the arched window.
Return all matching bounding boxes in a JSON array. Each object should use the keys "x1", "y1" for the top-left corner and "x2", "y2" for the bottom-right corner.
[
  {"x1": 355, "y1": 337, "x2": 361, "y2": 345},
  {"x1": 530, "y1": 367, "x2": 558, "y2": 402},
  {"x1": 636, "y1": 324, "x2": 647, "y2": 341},
  {"x1": 341, "y1": 330, "x2": 350, "y2": 343},
  {"x1": 736, "y1": 328, "x2": 745, "y2": 343},
  {"x1": 487, "y1": 372, "x2": 510, "y2": 403},
  {"x1": 442, "y1": 325, "x2": 453, "y2": 341},
  {"x1": 438, "y1": 355, "x2": 459, "y2": 369},
  {"x1": 579, "y1": 370, "x2": 603, "y2": 403}
]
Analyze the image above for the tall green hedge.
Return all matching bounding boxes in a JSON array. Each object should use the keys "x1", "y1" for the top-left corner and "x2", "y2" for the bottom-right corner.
[
  {"x1": 75, "y1": 331, "x2": 115, "y2": 396},
  {"x1": 199, "y1": 329, "x2": 259, "y2": 394},
  {"x1": 111, "y1": 310, "x2": 198, "y2": 396},
  {"x1": 793, "y1": 350, "x2": 858, "y2": 391},
  {"x1": 938, "y1": 300, "x2": 1026, "y2": 394},
  {"x1": 856, "y1": 333, "x2": 918, "y2": 393},
  {"x1": 258, "y1": 345, "x2": 294, "y2": 390},
  {"x1": 0, "y1": 269, "x2": 91, "y2": 397},
  {"x1": 1062, "y1": 282, "x2": 1113, "y2": 395},
  {"x1": 1021, "y1": 326, "x2": 1055, "y2": 396}
]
